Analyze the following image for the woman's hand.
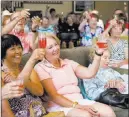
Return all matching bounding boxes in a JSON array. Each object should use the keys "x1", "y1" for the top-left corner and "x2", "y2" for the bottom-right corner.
[
  {"x1": 31, "y1": 16, "x2": 41, "y2": 31},
  {"x1": 105, "y1": 80, "x2": 117, "y2": 88},
  {"x1": 29, "y1": 48, "x2": 45, "y2": 62},
  {"x1": 95, "y1": 44, "x2": 108, "y2": 55},
  {"x1": 2, "y1": 80, "x2": 24, "y2": 99},
  {"x1": 76, "y1": 104, "x2": 100, "y2": 116},
  {"x1": 20, "y1": 9, "x2": 30, "y2": 19},
  {"x1": 115, "y1": 80, "x2": 125, "y2": 92},
  {"x1": 109, "y1": 19, "x2": 117, "y2": 27}
]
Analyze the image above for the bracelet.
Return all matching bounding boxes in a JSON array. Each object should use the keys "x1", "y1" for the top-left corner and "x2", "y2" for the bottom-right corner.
[
  {"x1": 72, "y1": 101, "x2": 78, "y2": 108},
  {"x1": 95, "y1": 51, "x2": 103, "y2": 56}
]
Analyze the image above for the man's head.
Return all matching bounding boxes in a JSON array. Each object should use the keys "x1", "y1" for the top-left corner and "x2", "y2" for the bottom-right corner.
[{"x1": 49, "y1": 8, "x2": 56, "y2": 17}]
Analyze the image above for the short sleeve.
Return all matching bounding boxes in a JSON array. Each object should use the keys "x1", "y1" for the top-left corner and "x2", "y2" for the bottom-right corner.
[
  {"x1": 65, "y1": 59, "x2": 79, "y2": 71},
  {"x1": 34, "y1": 64, "x2": 51, "y2": 81}
]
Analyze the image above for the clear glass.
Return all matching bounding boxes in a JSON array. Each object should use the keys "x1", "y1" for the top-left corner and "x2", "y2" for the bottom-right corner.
[{"x1": 38, "y1": 32, "x2": 47, "y2": 48}]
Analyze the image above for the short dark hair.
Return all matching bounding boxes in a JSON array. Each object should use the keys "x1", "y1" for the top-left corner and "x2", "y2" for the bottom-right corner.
[
  {"x1": 49, "y1": 8, "x2": 56, "y2": 14},
  {"x1": 1, "y1": 34, "x2": 23, "y2": 60}
]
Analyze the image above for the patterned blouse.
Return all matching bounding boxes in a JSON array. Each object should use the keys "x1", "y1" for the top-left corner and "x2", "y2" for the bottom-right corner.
[
  {"x1": 83, "y1": 67, "x2": 123, "y2": 100},
  {"x1": 107, "y1": 39, "x2": 128, "y2": 60},
  {"x1": 81, "y1": 25, "x2": 103, "y2": 46},
  {"x1": 1, "y1": 64, "x2": 47, "y2": 117}
]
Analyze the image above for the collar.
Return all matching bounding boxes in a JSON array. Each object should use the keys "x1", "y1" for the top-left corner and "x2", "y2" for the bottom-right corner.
[{"x1": 41, "y1": 58, "x2": 67, "y2": 69}]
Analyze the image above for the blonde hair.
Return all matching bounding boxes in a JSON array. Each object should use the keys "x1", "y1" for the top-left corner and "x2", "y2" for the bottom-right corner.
[{"x1": 45, "y1": 33, "x2": 60, "y2": 45}]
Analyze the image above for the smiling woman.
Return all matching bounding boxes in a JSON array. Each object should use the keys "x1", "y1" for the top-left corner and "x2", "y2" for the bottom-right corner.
[{"x1": 1, "y1": 34, "x2": 47, "y2": 117}]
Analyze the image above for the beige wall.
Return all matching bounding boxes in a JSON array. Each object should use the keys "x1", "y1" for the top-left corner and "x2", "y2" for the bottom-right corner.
[
  {"x1": 16, "y1": 1, "x2": 128, "y2": 24},
  {"x1": 16, "y1": 1, "x2": 72, "y2": 16},
  {"x1": 95, "y1": 1, "x2": 128, "y2": 24}
]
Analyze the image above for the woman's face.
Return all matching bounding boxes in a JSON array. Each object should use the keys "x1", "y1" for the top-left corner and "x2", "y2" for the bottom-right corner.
[
  {"x1": 89, "y1": 17, "x2": 98, "y2": 29},
  {"x1": 100, "y1": 51, "x2": 110, "y2": 68},
  {"x1": 45, "y1": 37, "x2": 60, "y2": 61},
  {"x1": 11, "y1": 12, "x2": 26, "y2": 32},
  {"x1": 67, "y1": 16, "x2": 73, "y2": 24},
  {"x1": 5, "y1": 45, "x2": 23, "y2": 65},
  {"x1": 42, "y1": 18, "x2": 49, "y2": 28},
  {"x1": 110, "y1": 24, "x2": 123, "y2": 38}
]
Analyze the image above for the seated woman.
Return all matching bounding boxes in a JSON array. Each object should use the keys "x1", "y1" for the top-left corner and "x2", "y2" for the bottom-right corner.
[
  {"x1": 79, "y1": 12, "x2": 103, "y2": 47},
  {"x1": 1, "y1": 34, "x2": 47, "y2": 117},
  {"x1": 59, "y1": 15, "x2": 79, "y2": 48},
  {"x1": 34, "y1": 34, "x2": 116, "y2": 117},
  {"x1": 102, "y1": 17, "x2": 128, "y2": 68},
  {"x1": 83, "y1": 50, "x2": 128, "y2": 100}
]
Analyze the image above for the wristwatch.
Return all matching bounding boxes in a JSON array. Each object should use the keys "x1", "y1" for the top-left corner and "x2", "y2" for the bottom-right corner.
[
  {"x1": 72, "y1": 101, "x2": 78, "y2": 108},
  {"x1": 95, "y1": 51, "x2": 103, "y2": 56}
]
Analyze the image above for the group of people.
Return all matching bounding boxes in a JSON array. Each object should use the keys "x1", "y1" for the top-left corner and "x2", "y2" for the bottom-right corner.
[{"x1": 1, "y1": 5, "x2": 128, "y2": 117}]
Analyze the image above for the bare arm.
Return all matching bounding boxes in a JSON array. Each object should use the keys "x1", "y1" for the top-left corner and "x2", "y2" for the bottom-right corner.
[
  {"x1": 2, "y1": 16, "x2": 21, "y2": 35},
  {"x1": 1, "y1": 81, "x2": 15, "y2": 117},
  {"x1": 41, "y1": 79, "x2": 75, "y2": 107},
  {"x1": 75, "y1": 54, "x2": 101, "y2": 79},
  {"x1": 18, "y1": 49, "x2": 45, "y2": 96},
  {"x1": 78, "y1": 19, "x2": 87, "y2": 32},
  {"x1": 2, "y1": 9, "x2": 30, "y2": 36},
  {"x1": 2, "y1": 100, "x2": 15, "y2": 117},
  {"x1": 25, "y1": 69, "x2": 44, "y2": 96}
]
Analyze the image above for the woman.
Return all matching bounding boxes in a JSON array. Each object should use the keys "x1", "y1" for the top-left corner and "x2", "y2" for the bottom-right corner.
[
  {"x1": 38, "y1": 16, "x2": 55, "y2": 34},
  {"x1": 79, "y1": 13, "x2": 103, "y2": 47},
  {"x1": 83, "y1": 50, "x2": 128, "y2": 100},
  {"x1": 1, "y1": 34, "x2": 47, "y2": 117},
  {"x1": 2, "y1": 9, "x2": 40, "y2": 54},
  {"x1": 34, "y1": 34, "x2": 116, "y2": 117},
  {"x1": 59, "y1": 15, "x2": 79, "y2": 48},
  {"x1": 103, "y1": 18, "x2": 128, "y2": 68}
]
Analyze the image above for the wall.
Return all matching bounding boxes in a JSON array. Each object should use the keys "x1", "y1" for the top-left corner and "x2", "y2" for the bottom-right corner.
[
  {"x1": 95, "y1": 1, "x2": 128, "y2": 24},
  {"x1": 16, "y1": 1, "x2": 72, "y2": 16},
  {"x1": 16, "y1": 1, "x2": 128, "y2": 24}
]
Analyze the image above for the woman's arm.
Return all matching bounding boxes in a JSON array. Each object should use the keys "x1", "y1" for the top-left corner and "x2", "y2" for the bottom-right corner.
[
  {"x1": 1, "y1": 9, "x2": 30, "y2": 35},
  {"x1": 41, "y1": 78, "x2": 75, "y2": 107},
  {"x1": 25, "y1": 69, "x2": 44, "y2": 96},
  {"x1": 1, "y1": 81, "x2": 15, "y2": 117},
  {"x1": 18, "y1": 49, "x2": 45, "y2": 96},
  {"x1": 2, "y1": 16, "x2": 21, "y2": 35},
  {"x1": 2, "y1": 100, "x2": 15, "y2": 117},
  {"x1": 75, "y1": 54, "x2": 101, "y2": 79},
  {"x1": 78, "y1": 19, "x2": 87, "y2": 32}
]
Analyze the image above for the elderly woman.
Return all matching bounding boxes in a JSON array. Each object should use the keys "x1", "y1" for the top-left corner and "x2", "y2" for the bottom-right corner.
[
  {"x1": 34, "y1": 34, "x2": 116, "y2": 117},
  {"x1": 1, "y1": 34, "x2": 47, "y2": 117},
  {"x1": 2, "y1": 9, "x2": 41, "y2": 54},
  {"x1": 79, "y1": 13, "x2": 103, "y2": 47},
  {"x1": 83, "y1": 50, "x2": 128, "y2": 100},
  {"x1": 102, "y1": 18, "x2": 128, "y2": 68}
]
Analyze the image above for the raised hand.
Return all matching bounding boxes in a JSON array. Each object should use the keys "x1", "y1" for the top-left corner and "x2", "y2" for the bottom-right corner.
[
  {"x1": 31, "y1": 16, "x2": 41, "y2": 31},
  {"x1": 20, "y1": 9, "x2": 30, "y2": 19},
  {"x1": 29, "y1": 48, "x2": 45, "y2": 62}
]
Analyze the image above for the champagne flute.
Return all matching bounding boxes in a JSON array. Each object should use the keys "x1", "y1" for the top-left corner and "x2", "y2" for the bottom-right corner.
[{"x1": 38, "y1": 32, "x2": 47, "y2": 48}]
